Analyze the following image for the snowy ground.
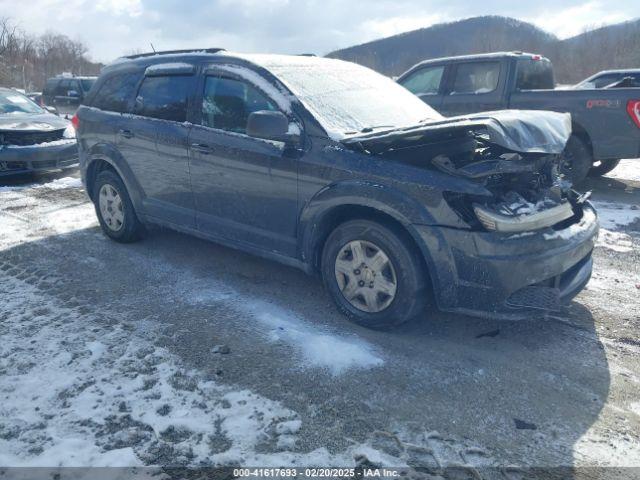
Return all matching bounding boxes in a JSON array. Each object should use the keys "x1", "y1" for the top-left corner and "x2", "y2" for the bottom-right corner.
[
  {"x1": 0, "y1": 169, "x2": 639, "y2": 478},
  {"x1": 606, "y1": 159, "x2": 640, "y2": 183}
]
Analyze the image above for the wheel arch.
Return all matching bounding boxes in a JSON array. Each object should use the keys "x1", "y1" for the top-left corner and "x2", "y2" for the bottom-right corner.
[
  {"x1": 84, "y1": 144, "x2": 145, "y2": 214},
  {"x1": 570, "y1": 122, "x2": 594, "y2": 158}
]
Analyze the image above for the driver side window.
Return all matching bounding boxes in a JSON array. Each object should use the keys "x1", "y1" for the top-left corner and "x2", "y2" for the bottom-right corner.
[{"x1": 202, "y1": 76, "x2": 277, "y2": 134}]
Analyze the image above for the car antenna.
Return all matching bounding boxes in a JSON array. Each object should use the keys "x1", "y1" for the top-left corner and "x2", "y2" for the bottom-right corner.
[{"x1": 150, "y1": 42, "x2": 156, "y2": 53}]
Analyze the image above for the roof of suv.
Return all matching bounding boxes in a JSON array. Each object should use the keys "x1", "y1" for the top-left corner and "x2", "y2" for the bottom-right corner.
[{"x1": 104, "y1": 49, "x2": 352, "y2": 75}]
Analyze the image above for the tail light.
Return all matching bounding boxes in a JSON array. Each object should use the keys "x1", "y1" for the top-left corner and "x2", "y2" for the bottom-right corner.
[
  {"x1": 627, "y1": 100, "x2": 640, "y2": 129},
  {"x1": 71, "y1": 113, "x2": 80, "y2": 130}
]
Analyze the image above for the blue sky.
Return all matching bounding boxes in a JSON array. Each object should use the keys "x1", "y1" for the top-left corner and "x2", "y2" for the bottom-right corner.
[{"x1": 2, "y1": 0, "x2": 639, "y2": 62}]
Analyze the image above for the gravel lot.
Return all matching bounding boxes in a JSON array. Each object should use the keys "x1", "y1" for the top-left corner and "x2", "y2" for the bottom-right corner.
[{"x1": 0, "y1": 163, "x2": 639, "y2": 478}]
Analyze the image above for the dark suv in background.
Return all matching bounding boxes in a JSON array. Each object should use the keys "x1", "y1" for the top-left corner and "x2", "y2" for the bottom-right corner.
[
  {"x1": 42, "y1": 75, "x2": 97, "y2": 115},
  {"x1": 75, "y1": 49, "x2": 597, "y2": 328}
]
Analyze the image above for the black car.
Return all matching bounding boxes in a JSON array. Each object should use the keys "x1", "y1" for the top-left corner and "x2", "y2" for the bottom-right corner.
[
  {"x1": 575, "y1": 69, "x2": 640, "y2": 89},
  {"x1": 75, "y1": 49, "x2": 598, "y2": 328},
  {"x1": 0, "y1": 88, "x2": 78, "y2": 177},
  {"x1": 42, "y1": 75, "x2": 97, "y2": 115}
]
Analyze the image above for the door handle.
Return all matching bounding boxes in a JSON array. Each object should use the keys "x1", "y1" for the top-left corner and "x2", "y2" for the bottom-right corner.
[
  {"x1": 191, "y1": 143, "x2": 212, "y2": 154},
  {"x1": 118, "y1": 129, "x2": 134, "y2": 139}
]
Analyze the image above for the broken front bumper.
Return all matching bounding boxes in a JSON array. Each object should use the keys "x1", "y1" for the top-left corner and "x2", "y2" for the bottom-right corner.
[
  {"x1": 413, "y1": 204, "x2": 598, "y2": 319},
  {"x1": 0, "y1": 140, "x2": 79, "y2": 177}
]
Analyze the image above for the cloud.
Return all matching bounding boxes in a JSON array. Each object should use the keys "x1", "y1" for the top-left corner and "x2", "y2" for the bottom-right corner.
[
  {"x1": 0, "y1": 0, "x2": 638, "y2": 63},
  {"x1": 524, "y1": 1, "x2": 630, "y2": 39}
]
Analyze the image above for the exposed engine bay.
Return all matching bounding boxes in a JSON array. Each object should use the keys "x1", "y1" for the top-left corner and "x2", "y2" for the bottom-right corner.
[{"x1": 342, "y1": 110, "x2": 584, "y2": 233}]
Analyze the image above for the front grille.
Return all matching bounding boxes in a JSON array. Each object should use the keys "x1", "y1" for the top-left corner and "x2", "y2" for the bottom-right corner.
[
  {"x1": 0, "y1": 161, "x2": 26, "y2": 171},
  {"x1": 0, "y1": 129, "x2": 65, "y2": 146},
  {"x1": 506, "y1": 286, "x2": 561, "y2": 311}
]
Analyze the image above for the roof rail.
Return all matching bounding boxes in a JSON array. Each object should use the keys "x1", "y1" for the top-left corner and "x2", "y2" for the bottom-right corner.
[{"x1": 123, "y1": 48, "x2": 225, "y2": 60}]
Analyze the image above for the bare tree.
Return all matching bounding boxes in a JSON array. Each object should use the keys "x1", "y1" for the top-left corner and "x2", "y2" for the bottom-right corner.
[{"x1": 0, "y1": 17, "x2": 102, "y2": 91}]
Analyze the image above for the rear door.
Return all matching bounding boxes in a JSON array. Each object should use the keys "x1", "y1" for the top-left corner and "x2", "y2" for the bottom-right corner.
[
  {"x1": 188, "y1": 68, "x2": 299, "y2": 256},
  {"x1": 440, "y1": 60, "x2": 505, "y2": 116},
  {"x1": 397, "y1": 64, "x2": 447, "y2": 110},
  {"x1": 120, "y1": 66, "x2": 197, "y2": 226}
]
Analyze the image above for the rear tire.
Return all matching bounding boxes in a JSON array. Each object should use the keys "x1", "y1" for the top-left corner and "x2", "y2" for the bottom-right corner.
[
  {"x1": 321, "y1": 219, "x2": 428, "y2": 329},
  {"x1": 589, "y1": 159, "x2": 621, "y2": 177},
  {"x1": 93, "y1": 169, "x2": 144, "y2": 243},
  {"x1": 560, "y1": 135, "x2": 592, "y2": 185}
]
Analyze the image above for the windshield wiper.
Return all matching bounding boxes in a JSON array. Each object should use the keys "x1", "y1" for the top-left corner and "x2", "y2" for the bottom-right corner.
[{"x1": 360, "y1": 125, "x2": 395, "y2": 133}]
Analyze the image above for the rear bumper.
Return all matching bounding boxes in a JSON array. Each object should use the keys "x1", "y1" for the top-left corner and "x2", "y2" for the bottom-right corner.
[
  {"x1": 0, "y1": 140, "x2": 79, "y2": 177},
  {"x1": 413, "y1": 204, "x2": 598, "y2": 320}
]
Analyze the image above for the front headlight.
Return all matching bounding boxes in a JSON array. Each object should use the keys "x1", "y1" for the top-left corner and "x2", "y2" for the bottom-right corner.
[{"x1": 63, "y1": 125, "x2": 76, "y2": 139}]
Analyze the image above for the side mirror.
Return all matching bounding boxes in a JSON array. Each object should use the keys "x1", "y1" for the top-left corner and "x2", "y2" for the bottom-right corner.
[
  {"x1": 246, "y1": 110, "x2": 290, "y2": 142},
  {"x1": 67, "y1": 90, "x2": 80, "y2": 98},
  {"x1": 45, "y1": 106, "x2": 59, "y2": 115}
]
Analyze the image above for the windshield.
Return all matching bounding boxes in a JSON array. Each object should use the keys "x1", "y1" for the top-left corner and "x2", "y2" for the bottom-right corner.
[
  {"x1": 0, "y1": 90, "x2": 45, "y2": 115},
  {"x1": 81, "y1": 78, "x2": 96, "y2": 92},
  {"x1": 260, "y1": 57, "x2": 443, "y2": 139}
]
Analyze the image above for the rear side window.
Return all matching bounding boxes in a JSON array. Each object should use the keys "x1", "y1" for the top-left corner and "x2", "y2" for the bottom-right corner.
[
  {"x1": 516, "y1": 58, "x2": 554, "y2": 90},
  {"x1": 201, "y1": 76, "x2": 277, "y2": 134},
  {"x1": 43, "y1": 79, "x2": 58, "y2": 96},
  {"x1": 55, "y1": 80, "x2": 70, "y2": 96},
  {"x1": 399, "y1": 66, "x2": 444, "y2": 96},
  {"x1": 451, "y1": 62, "x2": 500, "y2": 95},
  {"x1": 134, "y1": 75, "x2": 192, "y2": 122},
  {"x1": 92, "y1": 72, "x2": 141, "y2": 113}
]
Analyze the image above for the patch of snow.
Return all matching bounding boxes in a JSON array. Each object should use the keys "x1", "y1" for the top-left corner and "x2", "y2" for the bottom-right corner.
[
  {"x1": 605, "y1": 159, "x2": 640, "y2": 183},
  {"x1": 2, "y1": 138, "x2": 75, "y2": 149},
  {"x1": 574, "y1": 429, "x2": 640, "y2": 467},
  {"x1": 596, "y1": 228, "x2": 634, "y2": 253},
  {"x1": 33, "y1": 176, "x2": 83, "y2": 190},
  {"x1": 250, "y1": 300, "x2": 384, "y2": 375},
  {"x1": 592, "y1": 201, "x2": 640, "y2": 230},
  {"x1": 145, "y1": 62, "x2": 194, "y2": 73}
]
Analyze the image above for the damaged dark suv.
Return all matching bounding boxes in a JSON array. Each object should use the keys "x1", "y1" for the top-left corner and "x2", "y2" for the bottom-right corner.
[{"x1": 75, "y1": 50, "x2": 598, "y2": 328}]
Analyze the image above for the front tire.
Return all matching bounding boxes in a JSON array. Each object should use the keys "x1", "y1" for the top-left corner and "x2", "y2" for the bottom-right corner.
[
  {"x1": 321, "y1": 219, "x2": 428, "y2": 329},
  {"x1": 93, "y1": 169, "x2": 143, "y2": 243},
  {"x1": 560, "y1": 135, "x2": 592, "y2": 185},
  {"x1": 589, "y1": 159, "x2": 620, "y2": 177}
]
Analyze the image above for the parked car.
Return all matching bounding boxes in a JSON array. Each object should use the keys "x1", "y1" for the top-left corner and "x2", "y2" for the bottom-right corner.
[
  {"x1": 397, "y1": 52, "x2": 640, "y2": 181},
  {"x1": 42, "y1": 75, "x2": 97, "y2": 116},
  {"x1": 0, "y1": 87, "x2": 78, "y2": 177},
  {"x1": 574, "y1": 69, "x2": 640, "y2": 89},
  {"x1": 75, "y1": 49, "x2": 597, "y2": 329}
]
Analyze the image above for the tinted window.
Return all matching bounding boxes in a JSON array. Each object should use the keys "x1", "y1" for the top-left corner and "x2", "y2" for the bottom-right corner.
[
  {"x1": 202, "y1": 76, "x2": 277, "y2": 134},
  {"x1": 516, "y1": 58, "x2": 555, "y2": 90},
  {"x1": 80, "y1": 79, "x2": 96, "y2": 92},
  {"x1": 400, "y1": 66, "x2": 444, "y2": 96},
  {"x1": 55, "y1": 80, "x2": 70, "y2": 96},
  {"x1": 592, "y1": 74, "x2": 623, "y2": 88},
  {"x1": 134, "y1": 75, "x2": 192, "y2": 122},
  {"x1": 93, "y1": 71, "x2": 141, "y2": 113},
  {"x1": 451, "y1": 62, "x2": 500, "y2": 95},
  {"x1": 43, "y1": 79, "x2": 57, "y2": 96}
]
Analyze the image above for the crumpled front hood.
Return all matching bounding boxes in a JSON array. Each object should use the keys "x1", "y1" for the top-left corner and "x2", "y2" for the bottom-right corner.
[
  {"x1": 342, "y1": 109, "x2": 572, "y2": 155},
  {"x1": 0, "y1": 112, "x2": 69, "y2": 133},
  {"x1": 460, "y1": 110, "x2": 572, "y2": 154}
]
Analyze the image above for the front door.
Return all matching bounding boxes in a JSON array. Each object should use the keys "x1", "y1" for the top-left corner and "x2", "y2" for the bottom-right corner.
[
  {"x1": 397, "y1": 64, "x2": 446, "y2": 111},
  {"x1": 188, "y1": 72, "x2": 299, "y2": 256}
]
